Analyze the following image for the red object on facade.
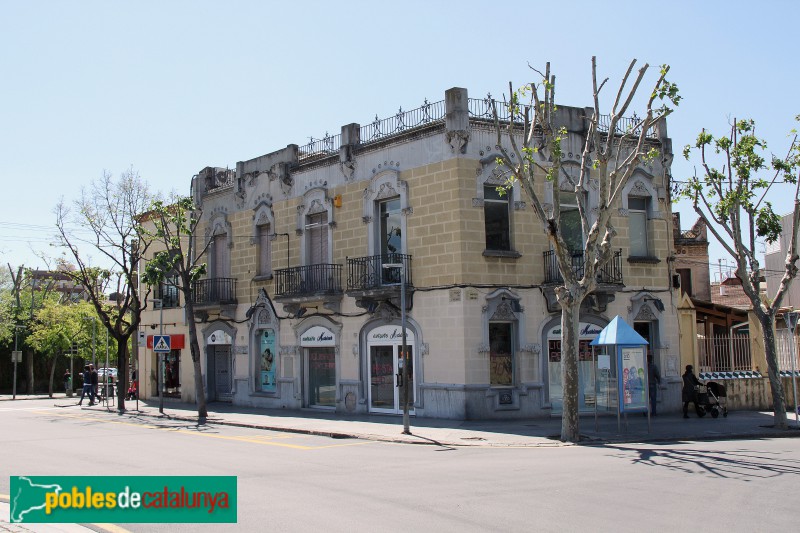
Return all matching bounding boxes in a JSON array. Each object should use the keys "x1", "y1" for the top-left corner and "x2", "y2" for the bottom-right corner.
[{"x1": 146, "y1": 334, "x2": 185, "y2": 350}]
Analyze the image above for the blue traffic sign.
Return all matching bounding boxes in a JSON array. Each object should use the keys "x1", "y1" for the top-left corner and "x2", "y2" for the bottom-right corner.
[{"x1": 153, "y1": 335, "x2": 171, "y2": 353}]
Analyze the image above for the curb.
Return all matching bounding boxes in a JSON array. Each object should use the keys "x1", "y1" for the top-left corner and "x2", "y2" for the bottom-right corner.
[
  {"x1": 115, "y1": 408, "x2": 567, "y2": 448},
  {"x1": 127, "y1": 410, "x2": 800, "y2": 447}
]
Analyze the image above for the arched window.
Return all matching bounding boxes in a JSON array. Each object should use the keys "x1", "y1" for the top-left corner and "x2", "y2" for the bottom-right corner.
[{"x1": 252, "y1": 200, "x2": 275, "y2": 279}]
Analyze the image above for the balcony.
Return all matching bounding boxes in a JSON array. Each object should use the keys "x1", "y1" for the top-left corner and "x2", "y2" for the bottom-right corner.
[
  {"x1": 346, "y1": 254, "x2": 413, "y2": 311},
  {"x1": 273, "y1": 264, "x2": 343, "y2": 299},
  {"x1": 542, "y1": 249, "x2": 623, "y2": 285},
  {"x1": 191, "y1": 277, "x2": 237, "y2": 306}
]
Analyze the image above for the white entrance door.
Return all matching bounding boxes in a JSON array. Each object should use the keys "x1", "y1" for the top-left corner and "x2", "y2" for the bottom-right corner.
[{"x1": 368, "y1": 344, "x2": 414, "y2": 414}]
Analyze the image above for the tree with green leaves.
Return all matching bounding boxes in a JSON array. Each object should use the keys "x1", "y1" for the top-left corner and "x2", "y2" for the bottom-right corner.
[
  {"x1": 141, "y1": 196, "x2": 211, "y2": 420},
  {"x1": 679, "y1": 118, "x2": 800, "y2": 429},
  {"x1": 28, "y1": 299, "x2": 96, "y2": 397},
  {"x1": 492, "y1": 58, "x2": 680, "y2": 442},
  {"x1": 55, "y1": 169, "x2": 154, "y2": 411},
  {"x1": 2, "y1": 265, "x2": 66, "y2": 394}
]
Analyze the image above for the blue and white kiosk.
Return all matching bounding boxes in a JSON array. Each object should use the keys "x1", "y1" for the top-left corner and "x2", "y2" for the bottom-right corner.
[{"x1": 590, "y1": 315, "x2": 650, "y2": 432}]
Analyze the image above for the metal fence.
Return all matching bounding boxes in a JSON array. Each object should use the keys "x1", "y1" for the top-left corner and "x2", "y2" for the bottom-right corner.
[
  {"x1": 298, "y1": 133, "x2": 342, "y2": 163},
  {"x1": 697, "y1": 335, "x2": 752, "y2": 372},
  {"x1": 273, "y1": 264, "x2": 343, "y2": 298},
  {"x1": 359, "y1": 100, "x2": 445, "y2": 146},
  {"x1": 597, "y1": 113, "x2": 659, "y2": 140},
  {"x1": 776, "y1": 330, "x2": 800, "y2": 373},
  {"x1": 542, "y1": 249, "x2": 623, "y2": 285}
]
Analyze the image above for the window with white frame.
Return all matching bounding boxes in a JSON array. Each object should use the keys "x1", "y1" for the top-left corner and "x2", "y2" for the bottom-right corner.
[
  {"x1": 484, "y1": 185, "x2": 511, "y2": 251},
  {"x1": 628, "y1": 197, "x2": 649, "y2": 257}
]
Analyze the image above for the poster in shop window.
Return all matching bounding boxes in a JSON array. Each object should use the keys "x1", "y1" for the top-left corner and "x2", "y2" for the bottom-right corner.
[
  {"x1": 618, "y1": 346, "x2": 646, "y2": 412},
  {"x1": 260, "y1": 329, "x2": 276, "y2": 392}
]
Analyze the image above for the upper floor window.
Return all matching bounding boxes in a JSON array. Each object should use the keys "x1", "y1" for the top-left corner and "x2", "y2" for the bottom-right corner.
[
  {"x1": 155, "y1": 275, "x2": 180, "y2": 308},
  {"x1": 558, "y1": 190, "x2": 584, "y2": 252},
  {"x1": 257, "y1": 223, "x2": 272, "y2": 276},
  {"x1": 362, "y1": 170, "x2": 411, "y2": 260},
  {"x1": 306, "y1": 212, "x2": 329, "y2": 265},
  {"x1": 484, "y1": 186, "x2": 511, "y2": 251},
  {"x1": 252, "y1": 200, "x2": 275, "y2": 279},
  {"x1": 212, "y1": 233, "x2": 230, "y2": 278},
  {"x1": 379, "y1": 197, "x2": 402, "y2": 256},
  {"x1": 629, "y1": 197, "x2": 649, "y2": 257},
  {"x1": 206, "y1": 213, "x2": 232, "y2": 279}
]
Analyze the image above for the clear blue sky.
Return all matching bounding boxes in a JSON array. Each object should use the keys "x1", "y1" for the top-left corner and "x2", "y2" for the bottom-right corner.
[{"x1": 2, "y1": 0, "x2": 798, "y2": 280}]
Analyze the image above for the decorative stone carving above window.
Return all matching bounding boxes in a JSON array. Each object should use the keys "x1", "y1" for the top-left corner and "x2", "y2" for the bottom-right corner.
[
  {"x1": 491, "y1": 301, "x2": 517, "y2": 321},
  {"x1": 446, "y1": 130, "x2": 470, "y2": 154}
]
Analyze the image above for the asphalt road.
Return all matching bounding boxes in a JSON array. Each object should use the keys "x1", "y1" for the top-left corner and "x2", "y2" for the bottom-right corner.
[{"x1": 1, "y1": 399, "x2": 799, "y2": 532}]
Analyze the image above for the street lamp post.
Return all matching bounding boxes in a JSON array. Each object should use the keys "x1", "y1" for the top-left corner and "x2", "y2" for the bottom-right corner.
[
  {"x1": 383, "y1": 262, "x2": 410, "y2": 435},
  {"x1": 149, "y1": 299, "x2": 164, "y2": 414},
  {"x1": 783, "y1": 311, "x2": 799, "y2": 427},
  {"x1": 83, "y1": 316, "x2": 96, "y2": 368}
]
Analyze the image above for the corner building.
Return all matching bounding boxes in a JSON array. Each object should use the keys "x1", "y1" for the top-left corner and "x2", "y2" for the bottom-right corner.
[{"x1": 140, "y1": 87, "x2": 681, "y2": 418}]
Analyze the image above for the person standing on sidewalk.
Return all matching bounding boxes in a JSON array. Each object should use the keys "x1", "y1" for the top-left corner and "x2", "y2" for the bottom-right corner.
[
  {"x1": 682, "y1": 365, "x2": 701, "y2": 418},
  {"x1": 63, "y1": 369, "x2": 71, "y2": 394},
  {"x1": 648, "y1": 354, "x2": 661, "y2": 416}
]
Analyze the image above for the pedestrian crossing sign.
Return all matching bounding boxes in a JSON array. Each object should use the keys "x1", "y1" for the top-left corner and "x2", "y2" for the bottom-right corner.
[{"x1": 153, "y1": 335, "x2": 171, "y2": 353}]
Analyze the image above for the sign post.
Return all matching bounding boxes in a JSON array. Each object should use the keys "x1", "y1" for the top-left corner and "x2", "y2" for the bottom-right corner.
[{"x1": 153, "y1": 334, "x2": 171, "y2": 415}]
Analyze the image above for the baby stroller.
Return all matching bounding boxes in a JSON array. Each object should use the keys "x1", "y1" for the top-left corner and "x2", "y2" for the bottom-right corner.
[{"x1": 695, "y1": 381, "x2": 728, "y2": 418}]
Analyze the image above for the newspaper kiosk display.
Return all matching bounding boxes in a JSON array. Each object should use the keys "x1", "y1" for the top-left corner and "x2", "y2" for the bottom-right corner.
[{"x1": 590, "y1": 316, "x2": 650, "y2": 423}]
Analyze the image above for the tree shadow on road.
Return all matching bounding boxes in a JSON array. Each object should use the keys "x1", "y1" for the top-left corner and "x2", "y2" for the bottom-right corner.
[{"x1": 603, "y1": 443, "x2": 800, "y2": 480}]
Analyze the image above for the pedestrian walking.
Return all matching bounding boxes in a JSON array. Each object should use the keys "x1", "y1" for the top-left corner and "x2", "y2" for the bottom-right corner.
[
  {"x1": 682, "y1": 364, "x2": 702, "y2": 418},
  {"x1": 78, "y1": 365, "x2": 93, "y2": 406},
  {"x1": 63, "y1": 369, "x2": 71, "y2": 394},
  {"x1": 89, "y1": 364, "x2": 99, "y2": 403},
  {"x1": 648, "y1": 353, "x2": 661, "y2": 416}
]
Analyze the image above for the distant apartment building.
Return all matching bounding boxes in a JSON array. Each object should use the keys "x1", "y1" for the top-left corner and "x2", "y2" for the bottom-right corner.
[
  {"x1": 138, "y1": 87, "x2": 680, "y2": 418},
  {"x1": 765, "y1": 213, "x2": 800, "y2": 307}
]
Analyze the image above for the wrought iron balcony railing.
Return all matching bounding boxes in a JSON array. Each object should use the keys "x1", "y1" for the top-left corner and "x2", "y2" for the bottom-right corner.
[
  {"x1": 542, "y1": 250, "x2": 623, "y2": 285},
  {"x1": 347, "y1": 253, "x2": 413, "y2": 291},
  {"x1": 191, "y1": 277, "x2": 237, "y2": 306},
  {"x1": 273, "y1": 264, "x2": 343, "y2": 299}
]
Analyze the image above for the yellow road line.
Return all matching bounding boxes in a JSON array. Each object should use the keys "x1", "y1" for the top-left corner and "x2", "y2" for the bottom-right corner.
[{"x1": 30, "y1": 410, "x2": 378, "y2": 450}]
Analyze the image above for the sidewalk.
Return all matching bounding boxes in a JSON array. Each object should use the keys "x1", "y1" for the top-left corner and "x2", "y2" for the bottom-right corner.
[{"x1": 5, "y1": 393, "x2": 799, "y2": 447}]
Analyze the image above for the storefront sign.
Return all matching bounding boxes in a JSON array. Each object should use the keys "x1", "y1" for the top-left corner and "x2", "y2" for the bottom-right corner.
[
  {"x1": 260, "y1": 329, "x2": 276, "y2": 393},
  {"x1": 300, "y1": 326, "x2": 336, "y2": 347},
  {"x1": 547, "y1": 322, "x2": 604, "y2": 340},
  {"x1": 147, "y1": 334, "x2": 185, "y2": 350},
  {"x1": 367, "y1": 325, "x2": 415, "y2": 345},
  {"x1": 207, "y1": 331, "x2": 232, "y2": 345},
  {"x1": 618, "y1": 346, "x2": 647, "y2": 412}
]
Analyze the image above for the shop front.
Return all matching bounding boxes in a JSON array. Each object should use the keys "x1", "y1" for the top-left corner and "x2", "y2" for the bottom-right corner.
[
  {"x1": 366, "y1": 325, "x2": 415, "y2": 415},
  {"x1": 146, "y1": 334, "x2": 185, "y2": 399},
  {"x1": 545, "y1": 320, "x2": 610, "y2": 412},
  {"x1": 300, "y1": 325, "x2": 337, "y2": 409}
]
